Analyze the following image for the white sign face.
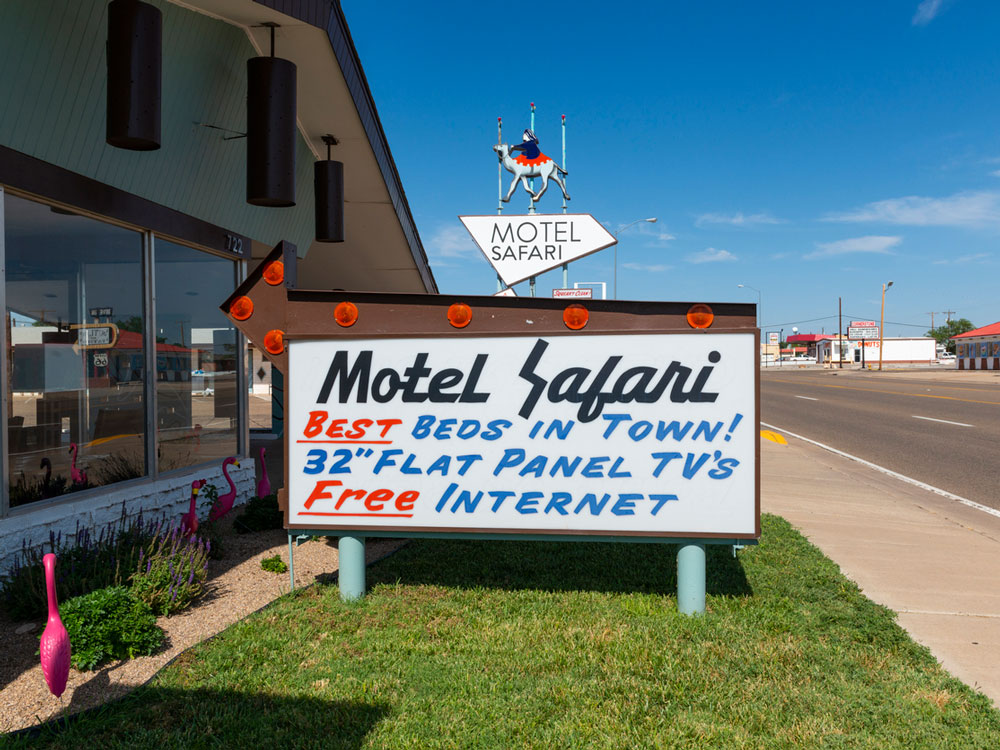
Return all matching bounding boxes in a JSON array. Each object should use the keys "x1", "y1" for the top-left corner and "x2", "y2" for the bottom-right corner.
[
  {"x1": 552, "y1": 288, "x2": 593, "y2": 299},
  {"x1": 288, "y1": 334, "x2": 757, "y2": 538},
  {"x1": 851, "y1": 320, "x2": 877, "y2": 328},
  {"x1": 848, "y1": 326, "x2": 879, "y2": 340},
  {"x1": 76, "y1": 326, "x2": 113, "y2": 347},
  {"x1": 459, "y1": 214, "x2": 617, "y2": 286},
  {"x1": 493, "y1": 288, "x2": 517, "y2": 297},
  {"x1": 768, "y1": 332, "x2": 779, "y2": 344}
]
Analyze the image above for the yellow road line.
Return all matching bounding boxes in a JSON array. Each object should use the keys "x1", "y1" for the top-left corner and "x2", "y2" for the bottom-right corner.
[
  {"x1": 765, "y1": 379, "x2": 1000, "y2": 406},
  {"x1": 760, "y1": 430, "x2": 787, "y2": 445}
]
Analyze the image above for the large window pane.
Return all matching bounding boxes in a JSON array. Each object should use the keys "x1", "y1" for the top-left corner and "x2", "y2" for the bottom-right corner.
[
  {"x1": 154, "y1": 238, "x2": 237, "y2": 471},
  {"x1": 5, "y1": 194, "x2": 146, "y2": 506}
]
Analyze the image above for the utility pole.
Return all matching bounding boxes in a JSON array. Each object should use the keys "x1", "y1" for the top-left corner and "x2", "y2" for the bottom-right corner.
[
  {"x1": 838, "y1": 297, "x2": 843, "y2": 368},
  {"x1": 926, "y1": 311, "x2": 936, "y2": 331},
  {"x1": 944, "y1": 309, "x2": 956, "y2": 323}
]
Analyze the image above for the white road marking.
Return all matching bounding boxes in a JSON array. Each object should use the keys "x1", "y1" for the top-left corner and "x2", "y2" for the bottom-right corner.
[
  {"x1": 760, "y1": 421, "x2": 1000, "y2": 520},
  {"x1": 912, "y1": 415, "x2": 973, "y2": 427},
  {"x1": 794, "y1": 395, "x2": 819, "y2": 401}
]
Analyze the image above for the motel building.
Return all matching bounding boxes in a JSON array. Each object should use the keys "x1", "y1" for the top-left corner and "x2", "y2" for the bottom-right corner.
[
  {"x1": 0, "y1": 0, "x2": 436, "y2": 571},
  {"x1": 953, "y1": 323, "x2": 1000, "y2": 370},
  {"x1": 786, "y1": 334, "x2": 937, "y2": 366}
]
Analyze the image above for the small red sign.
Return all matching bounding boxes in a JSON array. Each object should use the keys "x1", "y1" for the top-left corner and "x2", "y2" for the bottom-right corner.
[{"x1": 552, "y1": 288, "x2": 593, "y2": 299}]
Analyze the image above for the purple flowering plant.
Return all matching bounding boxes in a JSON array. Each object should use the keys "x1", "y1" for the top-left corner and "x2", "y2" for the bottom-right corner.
[
  {"x1": 1, "y1": 503, "x2": 162, "y2": 621},
  {"x1": 129, "y1": 520, "x2": 210, "y2": 616}
]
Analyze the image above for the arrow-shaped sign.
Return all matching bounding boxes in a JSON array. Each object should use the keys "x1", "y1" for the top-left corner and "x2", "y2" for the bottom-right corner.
[{"x1": 459, "y1": 213, "x2": 616, "y2": 287}]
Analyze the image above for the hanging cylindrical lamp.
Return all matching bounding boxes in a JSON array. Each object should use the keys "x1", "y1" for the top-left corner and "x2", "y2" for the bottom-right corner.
[
  {"x1": 246, "y1": 24, "x2": 296, "y2": 207},
  {"x1": 106, "y1": 0, "x2": 162, "y2": 150},
  {"x1": 315, "y1": 135, "x2": 344, "y2": 242}
]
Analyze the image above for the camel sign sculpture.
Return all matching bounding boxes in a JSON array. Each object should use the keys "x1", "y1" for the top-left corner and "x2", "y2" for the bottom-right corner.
[{"x1": 494, "y1": 142, "x2": 570, "y2": 204}]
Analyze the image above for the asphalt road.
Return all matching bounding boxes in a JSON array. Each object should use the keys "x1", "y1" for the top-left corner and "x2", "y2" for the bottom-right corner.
[{"x1": 761, "y1": 369, "x2": 1000, "y2": 510}]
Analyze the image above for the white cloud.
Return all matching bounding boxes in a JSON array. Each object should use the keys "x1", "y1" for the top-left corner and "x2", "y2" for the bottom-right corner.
[
  {"x1": 687, "y1": 247, "x2": 737, "y2": 264},
  {"x1": 931, "y1": 252, "x2": 991, "y2": 265},
  {"x1": 603, "y1": 221, "x2": 674, "y2": 244},
  {"x1": 804, "y1": 235, "x2": 901, "y2": 260},
  {"x1": 695, "y1": 212, "x2": 784, "y2": 228},
  {"x1": 912, "y1": 0, "x2": 948, "y2": 26},
  {"x1": 824, "y1": 191, "x2": 1000, "y2": 228},
  {"x1": 425, "y1": 225, "x2": 480, "y2": 262},
  {"x1": 622, "y1": 262, "x2": 671, "y2": 272}
]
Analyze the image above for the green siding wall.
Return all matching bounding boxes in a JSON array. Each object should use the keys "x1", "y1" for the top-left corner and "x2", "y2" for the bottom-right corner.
[{"x1": 0, "y1": 0, "x2": 315, "y2": 253}]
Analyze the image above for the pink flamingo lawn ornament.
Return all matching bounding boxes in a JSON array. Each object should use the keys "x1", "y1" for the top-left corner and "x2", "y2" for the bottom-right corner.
[
  {"x1": 181, "y1": 480, "x2": 205, "y2": 536},
  {"x1": 208, "y1": 457, "x2": 240, "y2": 521},
  {"x1": 68, "y1": 443, "x2": 87, "y2": 486},
  {"x1": 257, "y1": 446, "x2": 271, "y2": 498},
  {"x1": 40, "y1": 458, "x2": 54, "y2": 498},
  {"x1": 40, "y1": 553, "x2": 71, "y2": 698}
]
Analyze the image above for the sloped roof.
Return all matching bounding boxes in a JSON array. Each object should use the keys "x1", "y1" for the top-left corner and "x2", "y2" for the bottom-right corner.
[
  {"x1": 953, "y1": 322, "x2": 1000, "y2": 339},
  {"x1": 786, "y1": 334, "x2": 831, "y2": 343}
]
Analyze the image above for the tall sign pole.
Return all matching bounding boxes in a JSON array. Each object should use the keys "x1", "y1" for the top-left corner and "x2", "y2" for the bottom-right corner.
[
  {"x1": 496, "y1": 116, "x2": 504, "y2": 294},
  {"x1": 528, "y1": 102, "x2": 536, "y2": 215},
  {"x1": 496, "y1": 117, "x2": 503, "y2": 217},
  {"x1": 528, "y1": 103, "x2": 537, "y2": 297},
  {"x1": 562, "y1": 115, "x2": 568, "y2": 290}
]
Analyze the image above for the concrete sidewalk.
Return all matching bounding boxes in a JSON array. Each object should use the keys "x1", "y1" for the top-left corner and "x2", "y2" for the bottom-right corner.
[{"x1": 762, "y1": 432, "x2": 1000, "y2": 704}]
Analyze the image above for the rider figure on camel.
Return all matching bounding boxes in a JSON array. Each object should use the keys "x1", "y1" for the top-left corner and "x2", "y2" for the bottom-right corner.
[{"x1": 510, "y1": 129, "x2": 549, "y2": 165}]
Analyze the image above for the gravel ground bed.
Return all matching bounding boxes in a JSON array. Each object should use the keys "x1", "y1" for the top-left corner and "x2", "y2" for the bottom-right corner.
[{"x1": 0, "y1": 514, "x2": 406, "y2": 734}]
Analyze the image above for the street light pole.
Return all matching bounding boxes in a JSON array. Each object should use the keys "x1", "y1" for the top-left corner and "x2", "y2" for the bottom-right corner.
[
  {"x1": 737, "y1": 283, "x2": 762, "y2": 330},
  {"x1": 878, "y1": 280, "x2": 893, "y2": 371},
  {"x1": 613, "y1": 217, "x2": 657, "y2": 300}
]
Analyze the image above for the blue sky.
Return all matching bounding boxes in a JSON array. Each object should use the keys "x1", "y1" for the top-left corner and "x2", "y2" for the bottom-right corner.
[{"x1": 343, "y1": 0, "x2": 1000, "y2": 337}]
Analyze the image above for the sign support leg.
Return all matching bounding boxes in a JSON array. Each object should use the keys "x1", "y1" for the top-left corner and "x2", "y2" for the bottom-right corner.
[
  {"x1": 338, "y1": 535, "x2": 366, "y2": 601},
  {"x1": 677, "y1": 542, "x2": 706, "y2": 615},
  {"x1": 288, "y1": 533, "x2": 295, "y2": 591}
]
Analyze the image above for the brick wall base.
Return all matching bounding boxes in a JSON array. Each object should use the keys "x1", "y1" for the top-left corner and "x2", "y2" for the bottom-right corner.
[{"x1": 0, "y1": 460, "x2": 256, "y2": 575}]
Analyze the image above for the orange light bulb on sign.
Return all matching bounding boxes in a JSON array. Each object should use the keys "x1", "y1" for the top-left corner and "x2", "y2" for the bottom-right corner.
[
  {"x1": 262, "y1": 260, "x2": 284, "y2": 286},
  {"x1": 334, "y1": 301, "x2": 358, "y2": 327},
  {"x1": 686, "y1": 304, "x2": 714, "y2": 329},
  {"x1": 563, "y1": 304, "x2": 589, "y2": 330},
  {"x1": 229, "y1": 296, "x2": 254, "y2": 321},
  {"x1": 446, "y1": 303, "x2": 472, "y2": 328},
  {"x1": 264, "y1": 329, "x2": 285, "y2": 355}
]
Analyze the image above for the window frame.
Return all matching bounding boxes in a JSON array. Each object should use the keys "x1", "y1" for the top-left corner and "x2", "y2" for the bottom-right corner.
[{"x1": 0, "y1": 181, "x2": 249, "y2": 519}]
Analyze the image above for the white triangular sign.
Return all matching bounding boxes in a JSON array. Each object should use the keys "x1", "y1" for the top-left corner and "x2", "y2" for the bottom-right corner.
[{"x1": 459, "y1": 213, "x2": 617, "y2": 287}]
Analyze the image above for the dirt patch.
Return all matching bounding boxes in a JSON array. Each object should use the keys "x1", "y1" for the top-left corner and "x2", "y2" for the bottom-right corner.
[{"x1": 0, "y1": 513, "x2": 405, "y2": 734}]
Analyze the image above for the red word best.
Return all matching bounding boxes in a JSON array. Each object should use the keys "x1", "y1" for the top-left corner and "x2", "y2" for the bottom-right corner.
[{"x1": 302, "y1": 413, "x2": 402, "y2": 440}]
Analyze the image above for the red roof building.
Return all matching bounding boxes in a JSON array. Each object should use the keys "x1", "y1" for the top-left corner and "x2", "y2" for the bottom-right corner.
[{"x1": 952, "y1": 322, "x2": 1000, "y2": 370}]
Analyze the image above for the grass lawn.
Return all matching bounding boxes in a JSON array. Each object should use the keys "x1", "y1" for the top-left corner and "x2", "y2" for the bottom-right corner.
[{"x1": 7, "y1": 514, "x2": 999, "y2": 749}]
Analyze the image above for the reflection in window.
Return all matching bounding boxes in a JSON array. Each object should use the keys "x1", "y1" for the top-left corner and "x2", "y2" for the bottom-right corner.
[
  {"x1": 154, "y1": 238, "x2": 237, "y2": 471},
  {"x1": 5, "y1": 194, "x2": 146, "y2": 506}
]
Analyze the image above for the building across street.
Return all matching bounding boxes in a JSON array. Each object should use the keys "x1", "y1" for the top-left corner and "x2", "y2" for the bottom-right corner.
[{"x1": 953, "y1": 322, "x2": 1000, "y2": 371}]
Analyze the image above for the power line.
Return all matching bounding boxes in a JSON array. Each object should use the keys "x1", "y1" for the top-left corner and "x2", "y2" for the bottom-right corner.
[{"x1": 761, "y1": 315, "x2": 839, "y2": 328}]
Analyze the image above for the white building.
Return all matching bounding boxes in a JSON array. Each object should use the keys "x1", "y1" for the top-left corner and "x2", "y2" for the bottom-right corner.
[{"x1": 805, "y1": 336, "x2": 937, "y2": 366}]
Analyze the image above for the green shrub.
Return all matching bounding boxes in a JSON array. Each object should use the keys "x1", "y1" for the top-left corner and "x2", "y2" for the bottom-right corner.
[
  {"x1": 1, "y1": 505, "x2": 164, "y2": 621},
  {"x1": 260, "y1": 554, "x2": 288, "y2": 574},
  {"x1": 58, "y1": 586, "x2": 164, "y2": 670},
  {"x1": 131, "y1": 523, "x2": 210, "y2": 616},
  {"x1": 198, "y1": 484, "x2": 225, "y2": 559},
  {"x1": 234, "y1": 493, "x2": 283, "y2": 534}
]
